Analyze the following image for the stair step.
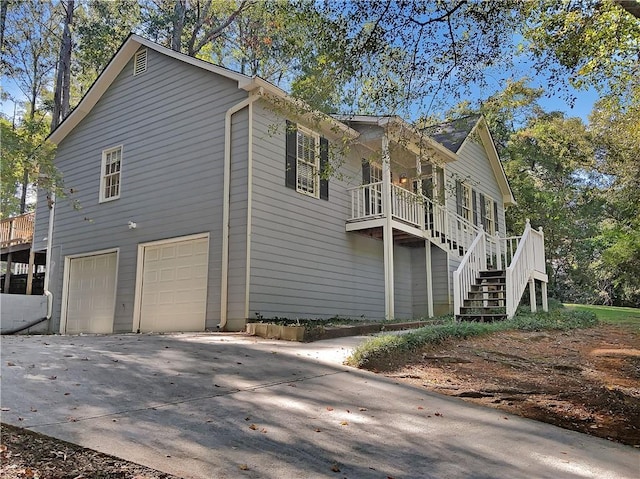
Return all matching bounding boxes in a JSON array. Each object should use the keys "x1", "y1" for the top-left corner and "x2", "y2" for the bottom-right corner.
[
  {"x1": 456, "y1": 313, "x2": 508, "y2": 322},
  {"x1": 467, "y1": 290, "x2": 505, "y2": 297},
  {"x1": 463, "y1": 301, "x2": 505, "y2": 308},
  {"x1": 460, "y1": 306, "x2": 506, "y2": 313},
  {"x1": 470, "y1": 285, "x2": 506, "y2": 293},
  {"x1": 479, "y1": 270, "x2": 506, "y2": 278}
]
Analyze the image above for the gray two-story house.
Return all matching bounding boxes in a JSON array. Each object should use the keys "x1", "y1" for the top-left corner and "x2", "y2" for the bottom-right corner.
[{"x1": 34, "y1": 34, "x2": 548, "y2": 334}]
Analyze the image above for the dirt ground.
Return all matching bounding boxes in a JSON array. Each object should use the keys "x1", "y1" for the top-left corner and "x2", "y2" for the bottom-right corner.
[
  {"x1": 382, "y1": 323, "x2": 640, "y2": 447},
  {"x1": 0, "y1": 423, "x2": 180, "y2": 479}
]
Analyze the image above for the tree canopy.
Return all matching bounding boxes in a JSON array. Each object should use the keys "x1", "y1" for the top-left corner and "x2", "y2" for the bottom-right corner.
[{"x1": 1, "y1": 0, "x2": 638, "y2": 305}]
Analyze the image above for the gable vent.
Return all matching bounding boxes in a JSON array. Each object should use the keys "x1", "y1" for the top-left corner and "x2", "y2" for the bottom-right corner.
[{"x1": 133, "y1": 49, "x2": 147, "y2": 76}]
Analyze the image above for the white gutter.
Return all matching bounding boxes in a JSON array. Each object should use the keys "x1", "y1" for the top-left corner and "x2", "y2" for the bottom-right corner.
[{"x1": 220, "y1": 89, "x2": 262, "y2": 330}]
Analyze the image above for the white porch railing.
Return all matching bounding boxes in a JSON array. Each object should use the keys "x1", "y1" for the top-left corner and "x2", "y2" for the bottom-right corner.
[
  {"x1": 348, "y1": 184, "x2": 504, "y2": 266},
  {"x1": 505, "y1": 220, "x2": 546, "y2": 318},
  {"x1": 348, "y1": 182, "x2": 383, "y2": 220},
  {"x1": 391, "y1": 184, "x2": 424, "y2": 227},
  {"x1": 453, "y1": 229, "x2": 487, "y2": 316}
]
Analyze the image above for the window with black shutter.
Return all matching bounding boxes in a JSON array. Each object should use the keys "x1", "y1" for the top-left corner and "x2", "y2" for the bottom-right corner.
[{"x1": 285, "y1": 120, "x2": 328, "y2": 200}]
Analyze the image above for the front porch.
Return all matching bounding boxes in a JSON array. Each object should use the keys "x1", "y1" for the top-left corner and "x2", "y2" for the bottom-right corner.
[{"x1": 345, "y1": 181, "x2": 546, "y2": 322}]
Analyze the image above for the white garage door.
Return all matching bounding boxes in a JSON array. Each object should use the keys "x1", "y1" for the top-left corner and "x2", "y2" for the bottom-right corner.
[
  {"x1": 139, "y1": 236, "x2": 209, "y2": 333},
  {"x1": 65, "y1": 252, "x2": 117, "y2": 334}
]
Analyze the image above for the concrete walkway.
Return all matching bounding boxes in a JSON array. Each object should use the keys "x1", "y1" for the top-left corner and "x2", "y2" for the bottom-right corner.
[{"x1": 1, "y1": 333, "x2": 638, "y2": 479}]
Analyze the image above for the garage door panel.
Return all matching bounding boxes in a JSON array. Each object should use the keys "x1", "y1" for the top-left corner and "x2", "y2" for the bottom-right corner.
[
  {"x1": 65, "y1": 252, "x2": 117, "y2": 334},
  {"x1": 139, "y1": 236, "x2": 209, "y2": 333}
]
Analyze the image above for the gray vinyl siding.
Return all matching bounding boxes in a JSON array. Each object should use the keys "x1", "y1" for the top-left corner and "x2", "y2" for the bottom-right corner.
[
  {"x1": 445, "y1": 138, "x2": 506, "y2": 237},
  {"x1": 248, "y1": 102, "x2": 414, "y2": 320},
  {"x1": 432, "y1": 246, "x2": 451, "y2": 315},
  {"x1": 41, "y1": 47, "x2": 247, "y2": 332},
  {"x1": 410, "y1": 247, "x2": 427, "y2": 317}
]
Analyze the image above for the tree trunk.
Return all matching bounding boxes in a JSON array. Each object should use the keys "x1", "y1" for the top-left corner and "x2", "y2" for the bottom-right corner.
[
  {"x1": 171, "y1": 0, "x2": 187, "y2": 52},
  {"x1": 0, "y1": 0, "x2": 9, "y2": 55},
  {"x1": 51, "y1": 0, "x2": 74, "y2": 131}
]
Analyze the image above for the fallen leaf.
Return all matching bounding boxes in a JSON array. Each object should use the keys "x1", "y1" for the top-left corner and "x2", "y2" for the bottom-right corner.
[
  {"x1": 30, "y1": 407, "x2": 37, "y2": 412},
  {"x1": 331, "y1": 463, "x2": 341, "y2": 472},
  {"x1": 434, "y1": 412, "x2": 442, "y2": 416},
  {"x1": 314, "y1": 428, "x2": 321, "y2": 432},
  {"x1": 49, "y1": 375, "x2": 57, "y2": 380},
  {"x1": 7, "y1": 362, "x2": 16, "y2": 366},
  {"x1": 417, "y1": 406, "x2": 424, "y2": 410},
  {"x1": 261, "y1": 428, "x2": 267, "y2": 433},
  {"x1": 67, "y1": 417, "x2": 78, "y2": 422},
  {"x1": 239, "y1": 464, "x2": 249, "y2": 471},
  {"x1": 340, "y1": 421, "x2": 348, "y2": 426},
  {"x1": 1, "y1": 407, "x2": 10, "y2": 412},
  {"x1": 64, "y1": 392, "x2": 71, "y2": 396},
  {"x1": 249, "y1": 424, "x2": 258, "y2": 430},
  {"x1": 326, "y1": 407, "x2": 334, "y2": 411},
  {"x1": 244, "y1": 416, "x2": 251, "y2": 421}
]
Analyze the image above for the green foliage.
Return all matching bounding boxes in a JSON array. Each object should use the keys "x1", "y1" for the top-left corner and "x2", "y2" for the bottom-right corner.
[
  {"x1": 519, "y1": 0, "x2": 640, "y2": 95},
  {"x1": 0, "y1": 116, "x2": 58, "y2": 217},
  {"x1": 346, "y1": 309, "x2": 598, "y2": 369}
]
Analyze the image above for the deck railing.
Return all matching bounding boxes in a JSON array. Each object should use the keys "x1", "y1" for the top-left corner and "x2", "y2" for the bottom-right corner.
[{"x1": 0, "y1": 212, "x2": 35, "y2": 248}]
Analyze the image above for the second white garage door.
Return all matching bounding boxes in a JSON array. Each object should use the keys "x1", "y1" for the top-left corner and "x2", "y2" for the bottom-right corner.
[{"x1": 138, "y1": 235, "x2": 209, "y2": 333}]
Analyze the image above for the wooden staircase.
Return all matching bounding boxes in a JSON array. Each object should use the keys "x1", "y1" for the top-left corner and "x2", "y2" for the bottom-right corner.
[{"x1": 457, "y1": 269, "x2": 507, "y2": 322}]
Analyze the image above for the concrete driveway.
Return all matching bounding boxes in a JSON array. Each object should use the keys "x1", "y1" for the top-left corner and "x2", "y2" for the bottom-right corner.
[{"x1": 1, "y1": 333, "x2": 638, "y2": 479}]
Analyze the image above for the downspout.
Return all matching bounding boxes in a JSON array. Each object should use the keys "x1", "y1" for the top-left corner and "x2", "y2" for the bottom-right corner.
[
  {"x1": 220, "y1": 89, "x2": 262, "y2": 331},
  {"x1": 44, "y1": 192, "x2": 55, "y2": 332},
  {"x1": 6, "y1": 196, "x2": 57, "y2": 335}
]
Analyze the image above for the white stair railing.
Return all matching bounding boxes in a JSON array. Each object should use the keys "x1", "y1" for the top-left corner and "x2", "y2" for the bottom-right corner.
[
  {"x1": 505, "y1": 220, "x2": 546, "y2": 318},
  {"x1": 453, "y1": 228, "x2": 487, "y2": 317}
]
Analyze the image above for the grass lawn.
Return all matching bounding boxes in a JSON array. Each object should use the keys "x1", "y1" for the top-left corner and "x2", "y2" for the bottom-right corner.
[{"x1": 564, "y1": 303, "x2": 640, "y2": 327}]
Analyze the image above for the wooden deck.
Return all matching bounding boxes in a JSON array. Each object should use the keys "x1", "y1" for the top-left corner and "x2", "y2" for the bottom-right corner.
[{"x1": 1, "y1": 212, "x2": 35, "y2": 249}]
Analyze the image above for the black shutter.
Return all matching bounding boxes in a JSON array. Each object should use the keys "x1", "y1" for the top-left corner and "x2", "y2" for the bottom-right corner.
[
  {"x1": 472, "y1": 189, "x2": 478, "y2": 226},
  {"x1": 319, "y1": 137, "x2": 329, "y2": 200},
  {"x1": 494, "y1": 200, "x2": 499, "y2": 234},
  {"x1": 285, "y1": 120, "x2": 297, "y2": 189},
  {"x1": 455, "y1": 180, "x2": 463, "y2": 216},
  {"x1": 480, "y1": 194, "x2": 487, "y2": 230}
]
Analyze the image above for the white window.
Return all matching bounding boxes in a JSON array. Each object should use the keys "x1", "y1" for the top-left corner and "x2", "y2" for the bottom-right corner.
[
  {"x1": 483, "y1": 194, "x2": 496, "y2": 234},
  {"x1": 296, "y1": 126, "x2": 320, "y2": 198},
  {"x1": 133, "y1": 49, "x2": 147, "y2": 76},
  {"x1": 461, "y1": 182, "x2": 472, "y2": 222},
  {"x1": 100, "y1": 146, "x2": 122, "y2": 202}
]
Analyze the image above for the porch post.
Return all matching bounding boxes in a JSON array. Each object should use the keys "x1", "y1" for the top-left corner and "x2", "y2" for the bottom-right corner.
[
  {"x1": 529, "y1": 278, "x2": 537, "y2": 313},
  {"x1": 382, "y1": 133, "x2": 394, "y2": 320},
  {"x1": 541, "y1": 281, "x2": 548, "y2": 312},
  {"x1": 3, "y1": 252, "x2": 12, "y2": 293},
  {"x1": 425, "y1": 241, "x2": 434, "y2": 318}
]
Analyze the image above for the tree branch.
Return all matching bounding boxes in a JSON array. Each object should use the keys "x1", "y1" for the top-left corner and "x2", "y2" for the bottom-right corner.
[{"x1": 189, "y1": 0, "x2": 252, "y2": 57}]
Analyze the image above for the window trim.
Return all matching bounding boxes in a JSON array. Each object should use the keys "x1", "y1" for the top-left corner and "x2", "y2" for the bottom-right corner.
[
  {"x1": 99, "y1": 145, "x2": 123, "y2": 203},
  {"x1": 460, "y1": 182, "x2": 473, "y2": 223},
  {"x1": 295, "y1": 125, "x2": 321, "y2": 199},
  {"x1": 482, "y1": 194, "x2": 497, "y2": 235}
]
